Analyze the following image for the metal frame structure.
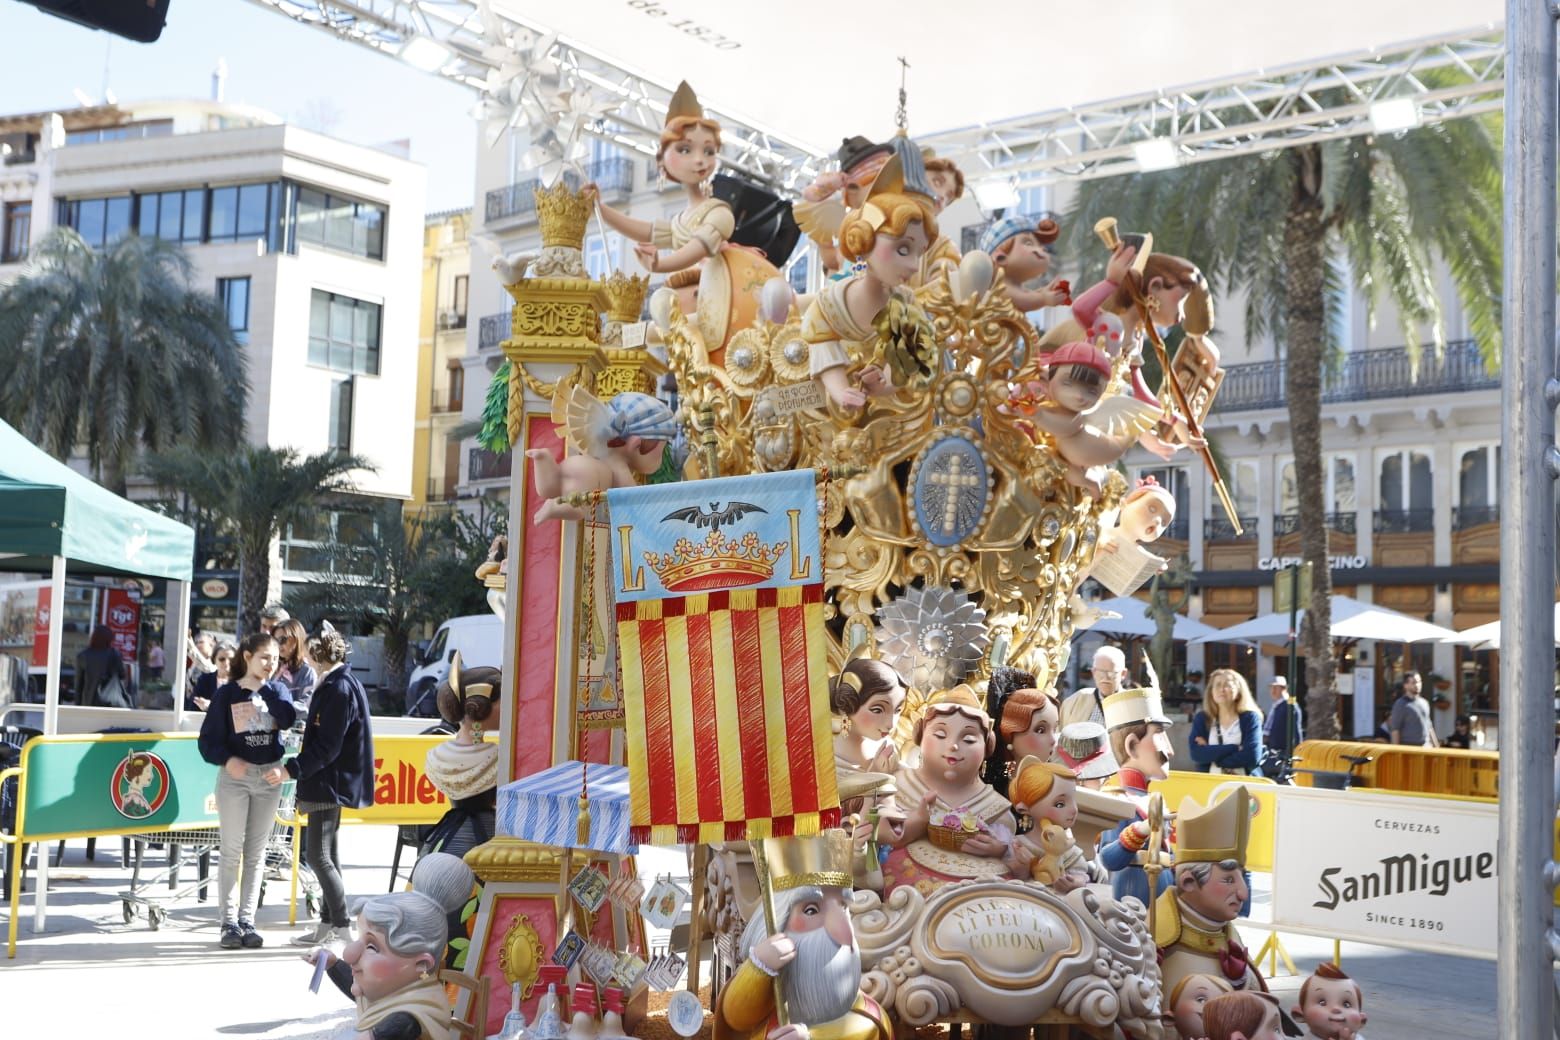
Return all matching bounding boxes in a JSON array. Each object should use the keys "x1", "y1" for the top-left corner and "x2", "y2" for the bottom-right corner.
[
  {"x1": 920, "y1": 28, "x2": 1507, "y2": 187},
  {"x1": 245, "y1": 3, "x2": 1506, "y2": 191},
  {"x1": 1497, "y1": 2, "x2": 1555, "y2": 1034},
  {"x1": 241, "y1": 0, "x2": 823, "y2": 188}
]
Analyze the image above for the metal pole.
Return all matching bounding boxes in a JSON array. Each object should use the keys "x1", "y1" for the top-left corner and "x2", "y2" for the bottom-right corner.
[
  {"x1": 1498, "y1": 1, "x2": 1557, "y2": 1034},
  {"x1": 1287, "y1": 564, "x2": 1300, "y2": 693}
]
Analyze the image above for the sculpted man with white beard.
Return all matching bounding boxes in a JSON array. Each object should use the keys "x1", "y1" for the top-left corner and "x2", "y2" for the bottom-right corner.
[{"x1": 714, "y1": 833, "x2": 894, "y2": 1040}]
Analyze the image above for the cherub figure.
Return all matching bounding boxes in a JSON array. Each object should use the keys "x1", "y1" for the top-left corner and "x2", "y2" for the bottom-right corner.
[
  {"x1": 1007, "y1": 340, "x2": 1160, "y2": 496},
  {"x1": 977, "y1": 214, "x2": 1071, "y2": 313},
  {"x1": 527, "y1": 386, "x2": 677, "y2": 523}
]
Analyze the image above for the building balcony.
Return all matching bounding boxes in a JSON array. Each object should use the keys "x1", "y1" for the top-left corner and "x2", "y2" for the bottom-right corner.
[
  {"x1": 1273, "y1": 511, "x2": 1357, "y2": 536},
  {"x1": 1164, "y1": 517, "x2": 1190, "y2": 541},
  {"x1": 468, "y1": 447, "x2": 513, "y2": 482},
  {"x1": 478, "y1": 311, "x2": 509, "y2": 352},
  {"x1": 484, "y1": 156, "x2": 635, "y2": 226},
  {"x1": 1452, "y1": 504, "x2": 1499, "y2": 530},
  {"x1": 1373, "y1": 508, "x2": 1435, "y2": 534},
  {"x1": 1215, "y1": 339, "x2": 1497, "y2": 414},
  {"x1": 1204, "y1": 516, "x2": 1259, "y2": 541}
]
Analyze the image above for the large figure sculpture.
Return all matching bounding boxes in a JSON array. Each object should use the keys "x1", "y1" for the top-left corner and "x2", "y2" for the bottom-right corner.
[
  {"x1": 1155, "y1": 788, "x2": 1265, "y2": 998},
  {"x1": 830, "y1": 657, "x2": 910, "y2": 815},
  {"x1": 422, "y1": 653, "x2": 501, "y2": 859},
  {"x1": 339, "y1": 891, "x2": 455, "y2": 1040},
  {"x1": 715, "y1": 833, "x2": 893, "y2": 1040},
  {"x1": 1097, "y1": 686, "x2": 1176, "y2": 905},
  {"x1": 526, "y1": 386, "x2": 678, "y2": 522},
  {"x1": 977, "y1": 214, "x2": 1070, "y2": 314},
  {"x1": 794, "y1": 136, "x2": 894, "y2": 276},
  {"x1": 882, "y1": 686, "x2": 1022, "y2": 895},
  {"x1": 983, "y1": 665, "x2": 1060, "y2": 798}
]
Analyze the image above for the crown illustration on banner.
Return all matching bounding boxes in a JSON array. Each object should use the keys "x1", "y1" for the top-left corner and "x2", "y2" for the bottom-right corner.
[{"x1": 644, "y1": 528, "x2": 789, "y2": 593}]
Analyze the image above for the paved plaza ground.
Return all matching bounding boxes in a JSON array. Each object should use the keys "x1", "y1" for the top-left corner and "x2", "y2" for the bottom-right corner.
[{"x1": 0, "y1": 826, "x2": 1497, "y2": 1037}]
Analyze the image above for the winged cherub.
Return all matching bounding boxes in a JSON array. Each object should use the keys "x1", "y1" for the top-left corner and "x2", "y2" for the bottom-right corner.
[
  {"x1": 527, "y1": 385, "x2": 679, "y2": 523},
  {"x1": 1008, "y1": 341, "x2": 1163, "y2": 497}
]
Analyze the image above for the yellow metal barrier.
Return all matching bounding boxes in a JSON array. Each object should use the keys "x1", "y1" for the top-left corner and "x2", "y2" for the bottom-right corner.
[{"x1": 1291, "y1": 740, "x2": 1498, "y2": 800}]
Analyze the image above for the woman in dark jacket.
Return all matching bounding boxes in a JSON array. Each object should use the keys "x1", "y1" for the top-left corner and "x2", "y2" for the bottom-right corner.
[
  {"x1": 272, "y1": 618, "x2": 318, "y2": 713},
  {"x1": 76, "y1": 625, "x2": 130, "y2": 708},
  {"x1": 198, "y1": 631, "x2": 296, "y2": 949},
  {"x1": 269, "y1": 627, "x2": 373, "y2": 947},
  {"x1": 1189, "y1": 669, "x2": 1266, "y2": 777}
]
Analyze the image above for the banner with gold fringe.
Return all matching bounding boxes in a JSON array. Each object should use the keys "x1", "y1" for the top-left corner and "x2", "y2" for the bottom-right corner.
[{"x1": 606, "y1": 470, "x2": 838, "y2": 844}]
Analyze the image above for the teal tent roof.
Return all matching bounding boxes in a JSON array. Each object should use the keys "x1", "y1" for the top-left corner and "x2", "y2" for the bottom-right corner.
[{"x1": 0, "y1": 420, "x2": 194, "y2": 582}]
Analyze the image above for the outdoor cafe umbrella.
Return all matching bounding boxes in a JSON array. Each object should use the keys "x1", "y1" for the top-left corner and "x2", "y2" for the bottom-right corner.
[
  {"x1": 1081, "y1": 596, "x2": 1228, "y2": 642},
  {"x1": 1190, "y1": 594, "x2": 1460, "y2": 644},
  {"x1": 1446, "y1": 604, "x2": 1560, "y2": 650}
]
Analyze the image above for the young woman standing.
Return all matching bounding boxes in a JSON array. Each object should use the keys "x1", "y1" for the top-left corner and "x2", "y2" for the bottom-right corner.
[
  {"x1": 186, "y1": 640, "x2": 235, "y2": 712},
  {"x1": 276, "y1": 627, "x2": 374, "y2": 947},
  {"x1": 198, "y1": 631, "x2": 297, "y2": 949},
  {"x1": 1189, "y1": 669, "x2": 1266, "y2": 777},
  {"x1": 273, "y1": 618, "x2": 319, "y2": 712}
]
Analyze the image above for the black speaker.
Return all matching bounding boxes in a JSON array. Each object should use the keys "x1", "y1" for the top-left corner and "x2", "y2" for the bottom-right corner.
[
  {"x1": 18, "y1": 0, "x2": 171, "y2": 43},
  {"x1": 711, "y1": 173, "x2": 802, "y2": 267}
]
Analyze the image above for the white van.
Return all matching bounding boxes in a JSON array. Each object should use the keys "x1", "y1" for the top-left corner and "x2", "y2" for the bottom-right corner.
[{"x1": 405, "y1": 614, "x2": 504, "y2": 715}]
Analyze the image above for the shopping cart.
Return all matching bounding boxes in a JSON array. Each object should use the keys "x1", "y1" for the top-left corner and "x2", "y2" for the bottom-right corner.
[{"x1": 118, "y1": 767, "x2": 320, "y2": 930}]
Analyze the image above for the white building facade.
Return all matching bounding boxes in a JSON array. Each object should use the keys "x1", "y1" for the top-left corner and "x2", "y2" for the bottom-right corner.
[{"x1": 0, "y1": 100, "x2": 426, "y2": 626}]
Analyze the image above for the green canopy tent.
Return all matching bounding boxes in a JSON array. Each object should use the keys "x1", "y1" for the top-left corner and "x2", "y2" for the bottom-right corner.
[{"x1": 0, "y1": 419, "x2": 195, "y2": 736}]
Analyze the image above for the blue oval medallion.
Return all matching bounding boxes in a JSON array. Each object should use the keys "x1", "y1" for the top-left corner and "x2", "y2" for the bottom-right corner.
[{"x1": 913, "y1": 436, "x2": 989, "y2": 547}]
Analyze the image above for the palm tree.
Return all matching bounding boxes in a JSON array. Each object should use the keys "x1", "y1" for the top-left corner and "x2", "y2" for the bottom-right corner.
[
  {"x1": 1065, "y1": 116, "x2": 1501, "y2": 739},
  {"x1": 144, "y1": 446, "x2": 370, "y2": 634},
  {"x1": 0, "y1": 229, "x2": 247, "y2": 491}
]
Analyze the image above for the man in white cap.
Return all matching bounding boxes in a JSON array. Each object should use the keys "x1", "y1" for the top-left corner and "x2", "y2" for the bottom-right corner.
[
  {"x1": 1096, "y1": 686, "x2": 1176, "y2": 905},
  {"x1": 1262, "y1": 676, "x2": 1303, "y2": 782}
]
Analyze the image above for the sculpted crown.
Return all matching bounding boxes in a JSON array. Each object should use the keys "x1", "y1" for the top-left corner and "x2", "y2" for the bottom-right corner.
[
  {"x1": 534, "y1": 182, "x2": 593, "y2": 250},
  {"x1": 602, "y1": 270, "x2": 651, "y2": 324},
  {"x1": 643, "y1": 528, "x2": 787, "y2": 593}
]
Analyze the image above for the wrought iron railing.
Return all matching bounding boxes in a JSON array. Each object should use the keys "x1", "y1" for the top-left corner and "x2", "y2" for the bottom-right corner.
[
  {"x1": 1272, "y1": 511, "x2": 1358, "y2": 536},
  {"x1": 1452, "y1": 504, "x2": 1500, "y2": 530},
  {"x1": 468, "y1": 447, "x2": 512, "y2": 482},
  {"x1": 1162, "y1": 517, "x2": 1190, "y2": 541},
  {"x1": 1325, "y1": 511, "x2": 1358, "y2": 535},
  {"x1": 1373, "y1": 508, "x2": 1435, "y2": 534},
  {"x1": 1204, "y1": 516, "x2": 1259, "y2": 541},
  {"x1": 1215, "y1": 339, "x2": 1497, "y2": 413},
  {"x1": 478, "y1": 311, "x2": 509, "y2": 351},
  {"x1": 1273, "y1": 513, "x2": 1301, "y2": 536},
  {"x1": 484, "y1": 156, "x2": 635, "y2": 224}
]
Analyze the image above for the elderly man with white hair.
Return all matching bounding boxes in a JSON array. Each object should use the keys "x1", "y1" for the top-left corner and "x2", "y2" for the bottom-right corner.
[
  {"x1": 1060, "y1": 644, "x2": 1128, "y2": 738},
  {"x1": 715, "y1": 833, "x2": 892, "y2": 1040}
]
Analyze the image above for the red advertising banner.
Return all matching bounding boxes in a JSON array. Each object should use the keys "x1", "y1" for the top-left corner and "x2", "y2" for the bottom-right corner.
[
  {"x1": 31, "y1": 587, "x2": 51, "y2": 669},
  {"x1": 99, "y1": 588, "x2": 141, "y2": 667}
]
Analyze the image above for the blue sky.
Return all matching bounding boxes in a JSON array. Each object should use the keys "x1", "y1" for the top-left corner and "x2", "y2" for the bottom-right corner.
[{"x1": 0, "y1": 1, "x2": 479, "y2": 212}]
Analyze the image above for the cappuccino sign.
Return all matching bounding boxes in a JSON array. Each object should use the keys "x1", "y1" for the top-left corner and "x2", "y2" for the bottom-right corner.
[{"x1": 1271, "y1": 787, "x2": 1496, "y2": 959}]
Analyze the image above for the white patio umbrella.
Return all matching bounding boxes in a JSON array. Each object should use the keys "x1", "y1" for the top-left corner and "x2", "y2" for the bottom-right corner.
[
  {"x1": 1446, "y1": 604, "x2": 1560, "y2": 650},
  {"x1": 1081, "y1": 596, "x2": 1227, "y2": 642},
  {"x1": 1190, "y1": 594, "x2": 1459, "y2": 644}
]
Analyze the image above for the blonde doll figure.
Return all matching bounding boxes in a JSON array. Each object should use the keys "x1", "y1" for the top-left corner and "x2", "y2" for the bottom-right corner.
[
  {"x1": 1010, "y1": 757, "x2": 1090, "y2": 893},
  {"x1": 803, "y1": 152, "x2": 940, "y2": 409},
  {"x1": 590, "y1": 81, "x2": 733, "y2": 276}
]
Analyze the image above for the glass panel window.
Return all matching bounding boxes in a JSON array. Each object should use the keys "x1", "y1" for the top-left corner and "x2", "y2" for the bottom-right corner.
[
  {"x1": 329, "y1": 377, "x2": 354, "y2": 455},
  {"x1": 297, "y1": 187, "x2": 327, "y2": 246},
  {"x1": 1407, "y1": 452, "x2": 1433, "y2": 511},
  {"x1": 218, "y1": 277, "x2": 250, "y2": 343},
  {"x1": 208, "y1": 186, "x2": 238, "y2": 240},
  {"x1": 289, "y1": 183, "x2": 385, "y2": 260},
  {"x1": 1330, "y1": 456, "x2": 1356, "y2": 512},
  {"x1": 157, "y1": 192, "x2": 182, "y2": 240},
  {"x1": 76, "y1": 198, "x2": 106, "y2": 246},
  {"x1": 452, "y1": 274, "x2": 468, "y2": 319},
  {"x1": 1379, "y1": 454, "x2": 1404, "y2": 512},
  {"x1": 326, "y1": 197, "x2": 355, "y2": 251},
  {"x1": 309, "y1": 289, "x2": 382, "y2": 375},
  {"x1": 182, "y1": 190, "x2": 205, "y2": 242},
  {"x1": 103, "y1": 196, "x2": 131, "y2": 244},
  {"x1": 137, "y1": 194, "x2": 158, "y2": 238},
  {"x1": 2, "y1": 201, "x2": 30, "y2": 262},
  {"x1": 1460, "y1": 448, "x2": 1490, "y2": 509},
  {"x1": 237, "y1": 184, "x2": 269, "y2": 238}
]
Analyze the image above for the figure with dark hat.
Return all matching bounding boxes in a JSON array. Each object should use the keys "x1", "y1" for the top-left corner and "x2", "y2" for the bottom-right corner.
[
  {"x1": 419, "y1": 652, "x2": 502, "y2": 859},
  {"x1": 793, "y1": 136, "x2": 895, "y2": 274}
]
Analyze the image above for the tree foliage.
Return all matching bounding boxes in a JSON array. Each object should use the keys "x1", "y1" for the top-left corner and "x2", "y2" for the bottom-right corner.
[
  {"x1": 0, "y1": 229, "x2": 248, "y2": 490},
  {"x1": 144, "y1": 445, "x2": 368, "y2": 634}
]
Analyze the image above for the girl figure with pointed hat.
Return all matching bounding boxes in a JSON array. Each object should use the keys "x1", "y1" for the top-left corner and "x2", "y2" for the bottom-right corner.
[
  {"x1": 802, "y1": 151, "x2": 941, "y2": 409},
  {"x1": 590, "y1": 80, "x2": 732, "y2": 276}
]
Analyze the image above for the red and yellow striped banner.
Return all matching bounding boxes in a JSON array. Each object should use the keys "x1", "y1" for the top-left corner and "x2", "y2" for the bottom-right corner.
[{"x1": 617, "y1": 584, "x2": 840, "y2": 844}]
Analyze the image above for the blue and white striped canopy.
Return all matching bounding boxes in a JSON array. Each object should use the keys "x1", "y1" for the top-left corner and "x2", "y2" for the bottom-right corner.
[{"x1": 496, "y1": 760, "x2": 635, "y2": 854}]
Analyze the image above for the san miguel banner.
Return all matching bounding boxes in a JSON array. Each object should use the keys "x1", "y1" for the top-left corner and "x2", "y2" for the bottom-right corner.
[
  {"x1": 607, "y1": 469, "x2": 839, "y2": 845},
  {"x1": 1270, "y1": 786, "x2": 1496, "y2": 959}
]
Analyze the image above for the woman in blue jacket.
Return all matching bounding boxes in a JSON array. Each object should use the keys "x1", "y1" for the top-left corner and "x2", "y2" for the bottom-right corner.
[
  {"x1": 1189, "y1": 668, "x2": 1266, "y2": 777},
  {"x1": 197, "y1": 631, "x2": 296, "y2": 949},
  {"x1": 268, "y1": 627, "x2": 374, "y2": 947}
]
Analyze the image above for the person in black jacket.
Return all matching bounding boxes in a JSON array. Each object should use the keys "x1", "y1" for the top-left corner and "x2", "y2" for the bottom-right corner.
[
  {"x1": 198, "y1": 631, "x2": 296, "y2": 950},
  {"x1": 269, "y1": 626, "x2": 374, "y2": 947},
  {"x1": 76, "y1": 625, "x2": 131, "y2": 708}
]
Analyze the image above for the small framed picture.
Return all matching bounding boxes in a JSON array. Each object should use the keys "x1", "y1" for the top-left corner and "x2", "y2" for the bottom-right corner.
[
  {"x1": 611, "y1": 950, "x2": 648, "y2": 990},
  {"x1": 581, "y1": 943, "x2": 618, "y2": 987},
  {"x1": 640, "y1": 877, "x2": 688, "y2": 931},
  {"x1": 552, "y1": 930, "x2": 586, "y2": 968},
  {"x1": 568, "y1": 865, "x2": 609, "y2": 914},
  {"x1": 645, "y1": 951, "x2": 687, "y2": 991}
]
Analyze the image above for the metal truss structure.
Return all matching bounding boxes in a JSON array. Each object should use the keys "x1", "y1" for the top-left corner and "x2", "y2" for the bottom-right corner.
[
  {"x1": 921, "y1": 28, "x2": 1506, "y2": 188},
  {"x1": 246, "y1": 2, "x2": 1504, "y2": 193},
  {"x1": 241, "y1": 0, "x2": 824, "y2": 188}
]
